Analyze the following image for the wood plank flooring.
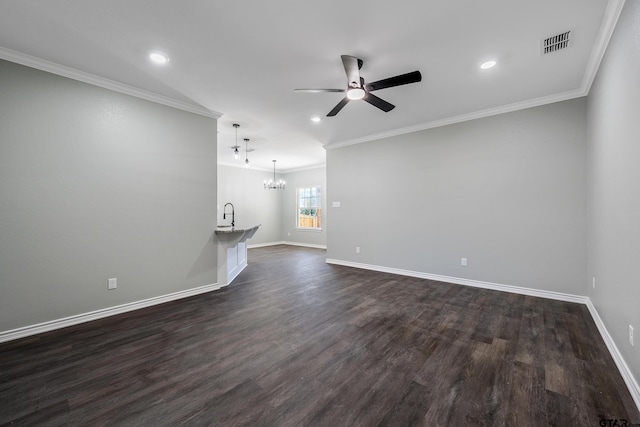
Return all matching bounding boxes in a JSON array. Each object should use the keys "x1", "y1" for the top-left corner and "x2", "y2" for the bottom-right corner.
[{"x1": 1, "y1": 245, "x2": 638, "y2": 426}]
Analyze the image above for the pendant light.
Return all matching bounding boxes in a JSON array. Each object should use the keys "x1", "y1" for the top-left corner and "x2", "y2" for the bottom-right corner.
[
  {"x1": 230, "y1": 123, "x2": 240, "y2": 161},
  {"x1": 244, "y1": 138, "x2": 250, "y2": 168},
  {"x1": 264, "y1": 160, "x2": 285, "y2": 190}
]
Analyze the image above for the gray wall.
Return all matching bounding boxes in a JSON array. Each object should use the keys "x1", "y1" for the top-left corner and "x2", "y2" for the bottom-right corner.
[
  {"x1": 218, "y1": 164, "x2": 283, "y2": 245},
  {"x1": 327, "y1": 98, "x2": 587, "y2": 295},
  {"x1": 282, "y1": 167, "x2": 327, "y2": 247},
  {"x1": 587, "y1": 0, "x2": 640, "y2": 382},
  {"x1": 0, "y1": 59, "x2": 218, "y2": 332}
]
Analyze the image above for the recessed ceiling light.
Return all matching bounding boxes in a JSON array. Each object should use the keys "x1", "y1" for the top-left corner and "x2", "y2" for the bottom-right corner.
[
  {"x1": 310, "y1": 116, "x2": 321, "y2": 123},
  {"x1": 480, "y1": 60, "x2": 496, "y2": 70},
  {"x1": 149, "y1": 51, "x2": 170, "y2": 64}
]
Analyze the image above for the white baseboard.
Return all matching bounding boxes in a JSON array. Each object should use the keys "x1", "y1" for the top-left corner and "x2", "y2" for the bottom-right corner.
[
  {"x1": 2, "y1": 255, "x2": 637, "y2": 412},
  {"x1": 325, "y1": 257, "x2": 639, "y2": 412},
  {"x1": 325, "y1": 258, "x2": 587, "y2": 304},
  {"x1": 586, "y1": 299, "x2": 640, "y2": 411},
  {"x1": 283, "y1": 241, "x2": 327, "y2": 249},
  {"x1": 1, "y1": 241, "x2": 327, "y2": 343},
  {"x1": 248, "y1": 241, "x2": 327, "y2": 250},
  {"x1": 0, "y1": 282, "x2": 224, "y2": 344},
  {"x1": 247, "y1": 241, "x2": 286, "y2": 248}
]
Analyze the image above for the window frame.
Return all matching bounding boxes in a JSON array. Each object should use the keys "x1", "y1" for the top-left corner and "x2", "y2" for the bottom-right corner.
[{"x1": 295, "y1": 185, "x2": 323, "y2": 231}]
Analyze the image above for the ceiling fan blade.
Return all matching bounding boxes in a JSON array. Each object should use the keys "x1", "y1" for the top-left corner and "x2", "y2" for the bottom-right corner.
[
  {"x1": 327, "y1": 97, "x2": 350, "y2": 116},
  {"x1": 364, "y1": 70, "x2": 422, "y2": 92},
  {"x1": 294, "y1": 89, "x2": 345, "y2": 93},
  {"x1": 341, "y1": 55, "x2": 362, "y2": 88},
  {"x1": 363, "y1": 93, "x2": 395, "y2": 112}
]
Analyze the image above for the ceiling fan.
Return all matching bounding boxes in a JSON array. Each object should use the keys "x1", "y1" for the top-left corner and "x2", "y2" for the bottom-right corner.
[{"x1": 295, "y1": 55, "x2": 422, "y2": 117}]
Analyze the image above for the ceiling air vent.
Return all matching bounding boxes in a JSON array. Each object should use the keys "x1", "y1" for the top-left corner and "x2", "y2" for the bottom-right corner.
[{"x1": 542, "y1": 31, "x2": 571, "y2": 55}]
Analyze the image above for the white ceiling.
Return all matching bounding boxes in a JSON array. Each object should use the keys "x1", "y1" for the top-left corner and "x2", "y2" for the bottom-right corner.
[{"x1": 0, "y1": 0, "x2": 622, "y2": 172}]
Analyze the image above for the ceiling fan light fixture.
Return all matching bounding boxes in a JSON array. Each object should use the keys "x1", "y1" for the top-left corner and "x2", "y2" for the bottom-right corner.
[
  {"x1": 347, "y1": 87, "x2": 365, "y2": 100},
  {"x1": 149, "y1": 51, "x2": 170, "y2": 64},
  {"x1": 480, "y1": 60, "x2": 496, "y2": 70},
  {"x1": 295, "y1": 55, "x2": 421, "y2": 116},
  {"x1": 310, "y1": 116, "x2": 321, "y2": 123}
]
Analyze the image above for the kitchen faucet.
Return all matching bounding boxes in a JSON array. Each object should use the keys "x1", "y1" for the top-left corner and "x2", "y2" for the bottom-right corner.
[{"x1": 223, "y1": 203, "x2": 235, "y2": 227}]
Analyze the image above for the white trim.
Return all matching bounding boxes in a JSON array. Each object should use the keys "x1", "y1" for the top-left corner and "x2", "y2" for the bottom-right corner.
[
  {"x1": 586, "y1": 299, "x2": 640, "y2": 411},
  {"x1": 323, "y1": 1, "x2": 627, "y2": 152},
  {"x1": 283, "y1": 241, "x2": 327, "y2": 249},
  {"x1": 581, "y1": 0, "x2": 626, "y2": 94},
  {"x1": 247, "y1": 241, "x2": 327, "y2": 250},
  {"x1": 217, "y1": 161, "x2": 274, "y2": 172},
  {"x1": 325, "y1": 258, "x2": 586, "y2": 303},
  {"x1": 324, "y1": 257, "x2": 639, "y2": 412},
  {"x1": 324, "y1": 89, "x2": 585, "y2": 150},
  {"x1": 247, "y1": 240, "x2": 286, "y2": 248},
  {"x1": 0, "y1": 283, "x2": 224, "y2": 344},
  {"x1": 282, "y1": 163, "x2": 327, "y2": 173},
  {"x1": 218, "y1": 161, "x2": 327, "y2": 174},
  {"x1": 1, "y1": 253, "x2": 636, "y2": 410},
  {"x1": 295, "y1": 227, "x2": 323, "y2": 232},
  {"x1": 1, "y1": 1, "x2": 624, "y2": 148},
  {"x1": 0, "y1": 46, "x2": 221, "y2": 119}
]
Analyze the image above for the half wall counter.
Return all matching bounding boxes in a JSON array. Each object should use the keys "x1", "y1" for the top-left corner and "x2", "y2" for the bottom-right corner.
[{"x1": 214, "y1": 224, "x2": 260, "y2": 286}]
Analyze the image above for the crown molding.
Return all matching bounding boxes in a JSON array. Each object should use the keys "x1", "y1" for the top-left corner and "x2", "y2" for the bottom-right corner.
[
  {"x1": 325, "y1": 0, "x2": 625, "y2": 151},
  {"x1": 217, "y1": 160, "x2": 326, "y2": 173},
  {"x1": 324, "y1": 88, "x2": 585, "y2": 150},
  {"x1": 581, "y1": 0, "x2": 626, "y2": 93},
  {"x1": 281, "y1": 163, "x2": 326, "y2": 173},
  {"x1": 217, "y1": 161, "x2": 274, "y2": 172},
  {"x1": 0, "y1": 46, "x2": 222, "y2": 119}
]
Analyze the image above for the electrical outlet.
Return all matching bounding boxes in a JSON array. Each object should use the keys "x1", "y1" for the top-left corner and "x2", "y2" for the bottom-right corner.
[
  {"x1": 108, "y1": 278, "x2": 117, "y2": 290},
  {"x1": 630, "y1": 325, "x2": 634, "y2": 347},
  {"x1": 356, "y1": 246, "x2": 360, "y2": 254},
  {"x1": 461, "y1": 258, "x2": 468, "y2": 267}
]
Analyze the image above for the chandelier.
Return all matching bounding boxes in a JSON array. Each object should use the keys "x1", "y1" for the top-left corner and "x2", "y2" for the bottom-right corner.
[{"x1": 264, "y1": 160, "x2": 285, "y2": 190}]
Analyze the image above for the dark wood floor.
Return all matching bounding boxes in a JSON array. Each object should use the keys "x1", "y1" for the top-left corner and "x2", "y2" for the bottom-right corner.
[{"x1": 1, "y1": 245, "x2": 638, "y2": 426}]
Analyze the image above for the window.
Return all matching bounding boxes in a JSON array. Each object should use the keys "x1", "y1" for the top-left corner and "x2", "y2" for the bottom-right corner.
[{"x1": 297, "y1": 186, "x2": 322, "y2": 230}]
